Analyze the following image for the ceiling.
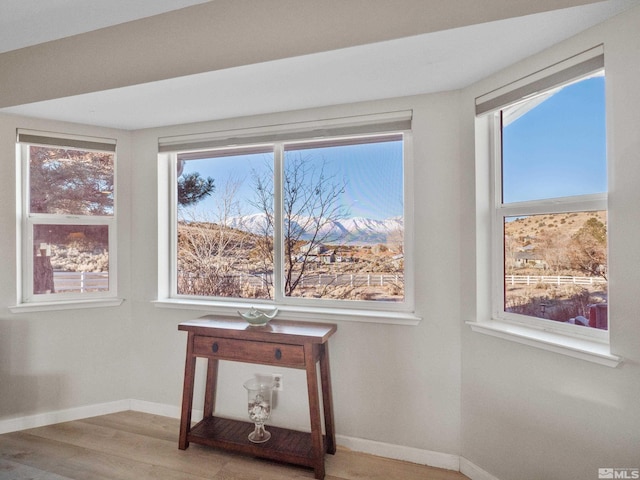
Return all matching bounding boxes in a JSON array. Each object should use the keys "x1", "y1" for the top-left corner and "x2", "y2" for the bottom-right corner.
[
  {"x1": 0, "y1": 0, "x2": 637, "y2": 130},
  {"x1": 0, "y1": 0, "x2": 211, "y2": 54}
]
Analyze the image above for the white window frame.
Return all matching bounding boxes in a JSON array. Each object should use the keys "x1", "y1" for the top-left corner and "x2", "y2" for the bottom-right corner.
[
  {"x1": 11, "y1": 130, "x2": 122, "y2": 313},
  {"x1": 490, "y1": 115, "x2": 608, "y2": 342},
  {"x1": 155, "y1": 112, "x2": 420, "y2": 325},
  {"x1": 469, "y1": 46, "x2": 621, "y2": 367}
]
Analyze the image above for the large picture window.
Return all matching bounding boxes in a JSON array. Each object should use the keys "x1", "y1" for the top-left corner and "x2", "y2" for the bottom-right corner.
[
  {"x1": 17, "y1": 131, "x2": 117, "y2": 305},
  {"x1": 162, "y1": 115, "x2": 413, "y2": 316},
  {"x1": 480, "y1": 50, "x2": 608, "y2": 336}
]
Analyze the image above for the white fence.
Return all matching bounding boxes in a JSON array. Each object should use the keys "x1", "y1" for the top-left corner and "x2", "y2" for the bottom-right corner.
[
  {"x1": 53, "y1": 271, "x2": 109, "y2": 292},
  {"x1": 179, "y1": 272, "x2": 403, "y2": 289},
  {"x1": 54, "y1": 271, "x2": 602, "y2": 293},
  {"x1": 297, "y1": 273, "x2": 403, "y2": 288},
  {"x1": 505, "y1": 275, "x2": 606, "y2": 286}
]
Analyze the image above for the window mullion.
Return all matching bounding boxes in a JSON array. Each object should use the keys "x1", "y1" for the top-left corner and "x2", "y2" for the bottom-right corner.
[
  {"x1": 273, "y1": 143, "x2": 284, "y2": 303},
  {"x1": 19, "y1": 144, "x2": 30, "y2": 302},
  {"x1": 168, "y1": 153, "x2": 178, "y2": 300},
  {"x1": 491, "y1": 114, "x2": 505, "y2": 321},
  {"x1": 27, "y1": 214, "x2": 115, "y2": 225},
  {"x1": 24, "y1": 217, "x2": 35, "y2": 301},
  {"x1": 499, "y1": 194, "x2": 607, "y2": 217}
]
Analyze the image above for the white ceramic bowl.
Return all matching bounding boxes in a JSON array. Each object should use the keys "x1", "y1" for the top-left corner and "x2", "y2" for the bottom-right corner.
[{"x1": 238, "y1": 307, "x2": 279, "y2": 325}]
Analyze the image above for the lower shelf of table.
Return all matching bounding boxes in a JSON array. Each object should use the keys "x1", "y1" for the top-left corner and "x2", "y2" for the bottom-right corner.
[{"x1": 187, "y1": 416, "x2": 326, "y2": 469}]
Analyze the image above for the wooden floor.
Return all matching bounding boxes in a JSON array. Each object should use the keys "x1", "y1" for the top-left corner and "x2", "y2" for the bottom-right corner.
[{"x1": 0, "y1": 411, "x2": 469, "y2": 480}]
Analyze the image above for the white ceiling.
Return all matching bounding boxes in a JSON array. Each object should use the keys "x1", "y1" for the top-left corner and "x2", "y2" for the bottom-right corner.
[{"x1": 1, "y1": 0, "x2": 637, "y2": 130}]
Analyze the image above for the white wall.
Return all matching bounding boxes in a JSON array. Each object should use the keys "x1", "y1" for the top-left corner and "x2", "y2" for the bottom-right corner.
[
  {"x1": 460, "y1": 5, "x2": 640, "y2": 479},
  {"x1": 128, "y1": 92, "x2": 463, "y2": 457},
  {"x1": 0, "y1": 115, "x2": 134, "y2": 422}
]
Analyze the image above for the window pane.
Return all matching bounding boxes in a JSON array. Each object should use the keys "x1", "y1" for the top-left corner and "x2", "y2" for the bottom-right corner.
[
  {"x1": 283, "y1": 137, "x2": 404, "y2": 301},
  {"x1": 501, "y1": 74, "x2": 607, "y2": 204},
  {"x1": 176, "y1": 151, "x2": 274, "y2": 299},
  {"x1": 504, "y1": 211, "x2": 607, "y2": 329},
  {"x1": 29, "y1": 146, "x2": 114, "y2": 215},
  {"x1": 33, "y1": 224, "x2": 109, "y2": 294}
]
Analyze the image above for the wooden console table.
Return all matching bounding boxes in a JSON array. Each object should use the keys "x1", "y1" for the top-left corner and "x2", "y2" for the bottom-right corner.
[{"x1": 178, "y1": 316, "x2": 337, "y2": 479}]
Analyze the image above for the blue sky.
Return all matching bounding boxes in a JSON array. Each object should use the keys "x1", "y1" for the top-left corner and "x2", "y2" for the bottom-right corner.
[
  {"x1": 289, "y1": 141, "x2": 403, "y2": 220},
  {"x1": 179, "y1": 139, "x2": 404, "y2": 221},
  {"x1": 180, "y1": 151, "x2": 270, "y2": 221},
  {"x1": 180, "y1": 76, "x2": 606, "y2": 222},
  {"x1": 502, "y1": 76, "x2": 607, "y2": 204}
]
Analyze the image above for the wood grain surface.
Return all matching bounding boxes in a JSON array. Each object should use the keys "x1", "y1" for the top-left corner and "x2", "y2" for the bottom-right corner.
[{"x1": 0, "y1": 411, "x2": 469, "y2": 480}]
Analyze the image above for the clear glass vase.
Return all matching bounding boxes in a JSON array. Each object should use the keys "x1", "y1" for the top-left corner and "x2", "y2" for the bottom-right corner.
[{"x1": 243, "y1": 378, "x2": 275, "y2": 443}]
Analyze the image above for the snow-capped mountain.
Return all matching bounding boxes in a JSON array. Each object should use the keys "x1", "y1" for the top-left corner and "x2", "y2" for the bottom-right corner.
[
  {"x1": 225, "y1": 213, "x2": 271, "y2": 234},
  {"x1": 225, "y1": 213, "x2": 403, "y2": 245}
]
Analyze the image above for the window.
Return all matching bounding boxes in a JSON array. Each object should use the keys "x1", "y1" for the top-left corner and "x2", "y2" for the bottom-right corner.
[
  {"x1": 15, "y1": 131, "x2": 118, "y2": 307},
  {"x1": 477, "y1": 47, "x2": 609, "y2": 340},
  {"x1": 159, "y1": 112, "x2": 414, "y2": 319}
]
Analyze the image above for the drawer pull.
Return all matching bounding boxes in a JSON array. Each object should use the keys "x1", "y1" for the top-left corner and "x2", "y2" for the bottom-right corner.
[
  {"x1": 212, "y1": 342, "x2": 219, "y2": 353},
  {"x1": 275, "y1": 348, "x2": 282, "y2": 360}
]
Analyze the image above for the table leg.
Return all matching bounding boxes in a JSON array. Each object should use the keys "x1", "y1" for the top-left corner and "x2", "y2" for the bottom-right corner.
[
  {"x1": 319, "y1": 343, "x2": 336, "y2": 455},
  {"x1": 203, "y1": 358, "x2": 219, "y2": 418},
  {"x1": 179, "y1": 332, "x2": 196, "y2": 450},
  {"x1": 305, "y1": 344, "x2": 325, "y2": 480}
]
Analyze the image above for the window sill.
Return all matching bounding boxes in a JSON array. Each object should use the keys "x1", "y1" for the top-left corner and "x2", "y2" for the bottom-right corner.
[
  {"x1": 153, "y1": 299, "x2": 421, "y2": 325},
  {"x1": 466, "y1": 319, "x2": 621, "y2": 367},
  {"x1": 9, "y1": 298, "x2": 124, "y2": 314}
]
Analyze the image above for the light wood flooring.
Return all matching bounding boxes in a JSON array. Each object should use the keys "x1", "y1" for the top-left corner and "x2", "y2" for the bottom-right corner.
[{"x1": 0, "y1": 411, "x2": 469, "y2": 480}]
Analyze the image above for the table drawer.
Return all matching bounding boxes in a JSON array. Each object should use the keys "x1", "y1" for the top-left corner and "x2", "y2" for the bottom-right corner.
[{"x1": 193, "y1": 336, "x2": 305, "y2": 367}]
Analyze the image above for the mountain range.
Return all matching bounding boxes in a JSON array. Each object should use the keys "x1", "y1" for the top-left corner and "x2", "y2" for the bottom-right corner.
[{"x1": 225, "y1": 213, "x2": 403, "y2": 245}]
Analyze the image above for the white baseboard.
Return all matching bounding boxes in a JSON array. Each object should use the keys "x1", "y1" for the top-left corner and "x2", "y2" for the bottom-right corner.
[
  {"x1": 0, "y1": 399, "x2": 130, "y2": 435},
  {"x1": 336, "y1": 434, "x2": 460, "y2": 471},
  {"x1": 460, "y1": 457, "x2": 501, "y2": 480},
  {"x1": 0, "y1": 400, "x2": 499, "y2": 480},
  {"x1": 129, "y1": 399, "x2": 203, "y2": 422}
]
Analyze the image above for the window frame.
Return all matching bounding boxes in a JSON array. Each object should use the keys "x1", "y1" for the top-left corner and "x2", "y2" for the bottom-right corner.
[
  {"x1": 156, "y1": 113, "x2": 419, "y2": 325},
  {"x1": 12, "y1": 131, "x2": 121, "y2": 311},
  {"x1": 469, "y1": 46, "x2": 621, "y2": 366},
  {"x1": 489, "y1": 112, "x2": 608, "y2": 342}
]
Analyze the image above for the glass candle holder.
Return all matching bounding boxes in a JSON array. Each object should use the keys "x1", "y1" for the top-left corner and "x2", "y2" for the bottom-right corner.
[{"x1": 243, "y1": 378, "x2": 275, "y2": 443}]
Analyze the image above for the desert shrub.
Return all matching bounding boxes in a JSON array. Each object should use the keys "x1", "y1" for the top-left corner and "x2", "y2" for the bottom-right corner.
[
  {"x1": 356, "y1": 290, "x2": 377, "y2": 301},
  {"x1": 240, "y1": 282, "x2": 271, "y2": 299},
  {"x1": 505, "y1": 286, "x2": 598, "y2": 323},
  {"x1": 386, "y1": 282, "x2": 403, "y2": 296},
  {"x1": 177, "y1": 271, "x2": 246, "y2": 297}
]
